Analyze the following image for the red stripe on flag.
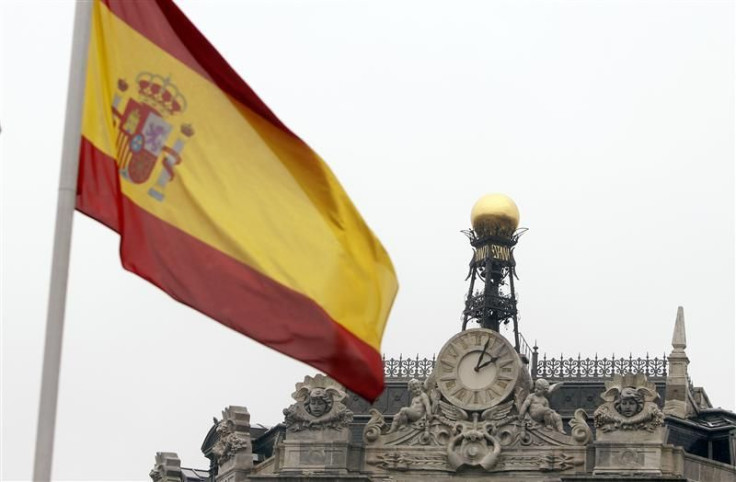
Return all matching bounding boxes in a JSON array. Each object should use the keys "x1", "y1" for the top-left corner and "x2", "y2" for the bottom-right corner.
[
  {"x1": 77, "y1": 137, "x2": 122, "y2": 233},
  {"x1": 76, "y1": 139, "x2": 385, "y2": 401},
  {"x1": 101, "y1": 0, "x2": 296, "y2": 137}
]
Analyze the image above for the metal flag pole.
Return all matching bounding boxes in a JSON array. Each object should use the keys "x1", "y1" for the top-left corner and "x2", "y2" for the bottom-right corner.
[{"x1": 33, "y1": 1, "x2": 93, "y2": 480}]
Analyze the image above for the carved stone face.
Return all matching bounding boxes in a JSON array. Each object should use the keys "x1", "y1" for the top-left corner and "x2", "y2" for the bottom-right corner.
[
  {"x1": 408, "y1": 379, "x2": 422, "y2": 396},
  {"x1": 307, "y1": 388, "x2": 331, "y2": 417},
  {"x1": 534, "y1": 379, "x2": 549, "y2": 395},
  {"x1": 619, "y1": 398, "x2": 639, "y2": 417},
  {"x1": 615, "y1": 387, "x2": 643, "y2": 417}
]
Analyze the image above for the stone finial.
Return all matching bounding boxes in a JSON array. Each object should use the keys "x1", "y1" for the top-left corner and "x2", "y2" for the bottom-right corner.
[
  {"x1": 671, "y1": 306, "x2": 686, "y2": 353},
  {"x1": 149, "y1": 452, "x2": 182, "y2": 482},
  {"x1": 222, "y1": 406, "x2": 251, "y2": 434},
  {"x1": 213, "y1": 406, "x2": 253, "y2": 481},
  {"x1": 664, "y1": 306, "x2": 693, "y2": 418}
]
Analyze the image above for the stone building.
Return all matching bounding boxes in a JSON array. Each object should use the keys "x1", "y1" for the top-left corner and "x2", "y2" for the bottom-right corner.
[{"x1": 149, "y1": 195, "x2": 736, "y2": 482}]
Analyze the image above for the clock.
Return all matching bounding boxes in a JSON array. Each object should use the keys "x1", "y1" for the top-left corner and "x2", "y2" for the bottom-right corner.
[{"x1": 435, "y1": 328, "x2": 520, "y2": 411}]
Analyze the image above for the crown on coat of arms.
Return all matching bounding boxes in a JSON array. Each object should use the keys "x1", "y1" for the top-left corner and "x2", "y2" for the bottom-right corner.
[{"x1": 135, "y1": 72, "x2": 187, "y2": 116}]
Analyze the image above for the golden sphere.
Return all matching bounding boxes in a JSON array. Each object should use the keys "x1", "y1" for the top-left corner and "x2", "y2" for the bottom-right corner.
[{"x1": 470, "y1": 193, "x2": 520, "y2": 236}]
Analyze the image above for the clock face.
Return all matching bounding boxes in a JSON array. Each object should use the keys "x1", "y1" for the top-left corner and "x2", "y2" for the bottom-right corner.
[{"x1": 435, "y1": 328, "x2": 520, "y2": 410}]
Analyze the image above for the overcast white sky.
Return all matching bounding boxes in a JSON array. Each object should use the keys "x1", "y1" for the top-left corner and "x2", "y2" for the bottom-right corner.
[{"x1": 1, "y1": 0, "x2": 734, "y2": 480}]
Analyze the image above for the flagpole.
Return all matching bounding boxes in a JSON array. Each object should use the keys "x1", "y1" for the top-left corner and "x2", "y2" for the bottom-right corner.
[{"x1": 33, "y1": 1, "x2": 92, "y2": 480}]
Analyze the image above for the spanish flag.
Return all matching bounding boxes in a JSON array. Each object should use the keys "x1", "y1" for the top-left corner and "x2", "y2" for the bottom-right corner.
[{"x1": 76, "y1": 0, "x2": 397, "y2": 400}]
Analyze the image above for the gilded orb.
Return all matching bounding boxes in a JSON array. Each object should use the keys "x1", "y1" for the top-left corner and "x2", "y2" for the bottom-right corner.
[{"x1": 470, "y1": 193, "x2": 520, "y2": 236}]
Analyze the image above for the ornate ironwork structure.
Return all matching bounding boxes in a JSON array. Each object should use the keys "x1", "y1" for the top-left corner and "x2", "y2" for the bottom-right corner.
[
  {"x1": 382, "y1": 352, "x2": 668, "y2": 381},
  {"x1": 382, "y1": 354, "x2": 436, "y2": 379},
  {"x1": 461, "y1": 227, "x2": 526, "y2": 351},
  {"x1": 533, "y1": 352, "x2": 668, "y2": 380}
]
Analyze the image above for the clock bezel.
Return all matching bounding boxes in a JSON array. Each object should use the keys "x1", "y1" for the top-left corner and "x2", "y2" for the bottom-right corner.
[{"x1": 435, "y1": 328, "x2": 520, "y2": 411}]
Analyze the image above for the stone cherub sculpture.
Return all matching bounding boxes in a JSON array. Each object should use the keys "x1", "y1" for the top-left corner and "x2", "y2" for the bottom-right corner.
[
  {"x1": 364, "y1": 374, "x2": 442, "y2": 444},
  {"x1": 389, "y1": 378, "x2": 433, "y2": 433},
  {"x1": 283, "y1": 374, "x2": 353, "y2": 431},
  {"x1": 594, "y1": 373, "x2": 664, "y2": 432},
  {"x1": 519, "y1": 378, "x2": 565, "y2": 433}
]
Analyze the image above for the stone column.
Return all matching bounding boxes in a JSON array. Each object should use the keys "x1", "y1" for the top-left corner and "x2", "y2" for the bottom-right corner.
[
  {"x1": 664, "y1": 306, "x2": 692, "y2": 419},
  {"x1": 149, "y1": 452, "x2": 182, "y2": 482},
  {"x1": 213, "y1": 406, "x2": 253, "y2": 482}
]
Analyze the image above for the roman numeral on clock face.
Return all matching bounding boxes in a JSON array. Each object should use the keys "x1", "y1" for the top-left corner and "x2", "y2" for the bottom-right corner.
[
  {"x1": 452, "y1": 387, "x2": 469, "y2": 402},
  {"x1": 488, "y1": 385, "x2": 502, "y2": 398},
  {"x1": 472, "y1": 390, "x2": 488, "y2": 405}
]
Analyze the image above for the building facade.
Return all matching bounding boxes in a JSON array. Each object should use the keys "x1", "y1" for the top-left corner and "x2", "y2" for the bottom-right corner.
[{"x1": 149, "y1": 196, "x2": 736, "y2": 482}]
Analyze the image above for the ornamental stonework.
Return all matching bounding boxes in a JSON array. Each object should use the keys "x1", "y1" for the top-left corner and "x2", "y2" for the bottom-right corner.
[
  {"x1": 594, "y1": 373, "x2": 664, "y2": 433},
  {"x1": 283, "y1": 374, "x2": 353, "y2": 432}
]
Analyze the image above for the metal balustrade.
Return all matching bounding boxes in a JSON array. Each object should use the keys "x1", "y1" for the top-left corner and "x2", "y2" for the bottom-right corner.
[{"x1": 382, "y1": 351, "x2": 669, "y2": 380}]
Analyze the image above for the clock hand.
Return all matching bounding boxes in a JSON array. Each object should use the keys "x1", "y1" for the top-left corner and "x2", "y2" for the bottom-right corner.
[
  {"x1": 476, "y1": 356, "x2": 500, "y2": 370},
  {"x1": 474, "y1": 338, "x2": 490, "y2": 371}
]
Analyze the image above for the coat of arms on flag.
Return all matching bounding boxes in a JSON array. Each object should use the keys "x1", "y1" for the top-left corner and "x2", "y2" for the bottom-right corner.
[{"x1": 111, "y1": 72, "x2": 195, "y2": 201}]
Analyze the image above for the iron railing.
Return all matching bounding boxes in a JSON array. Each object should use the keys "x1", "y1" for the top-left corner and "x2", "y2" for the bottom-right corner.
[
  {"x1": 383, "y1": 354, "x2": 436, "y2": 379},
  {"x1": 382, "y1": 352, "x2": 668, "y2": 380},
  {"x1": 518, "y1": 332, "x2": 534, "y2": 362},
  {"x1": 533, "y1": 352, "x2": 668, "y2": 379}
]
